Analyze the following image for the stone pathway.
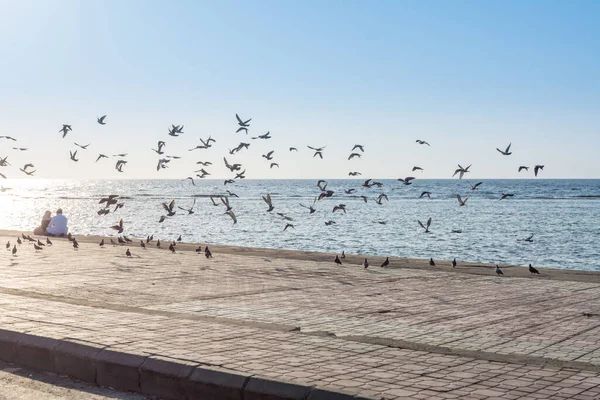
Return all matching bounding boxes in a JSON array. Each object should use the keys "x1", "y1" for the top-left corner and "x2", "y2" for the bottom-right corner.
[{"x1": 2, "y1": 232, "x2": 600, "y2": 399}]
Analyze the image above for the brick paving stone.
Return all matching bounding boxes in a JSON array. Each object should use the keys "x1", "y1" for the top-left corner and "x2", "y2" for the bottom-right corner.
[{"x1": 3, "y1": 233, "x2": 600, "y2": 398}]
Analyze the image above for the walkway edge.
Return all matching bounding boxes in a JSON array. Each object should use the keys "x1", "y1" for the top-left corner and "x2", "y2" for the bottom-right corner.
[{"x1": 0, "y1": 329, "x2": 377, "y2": 400}]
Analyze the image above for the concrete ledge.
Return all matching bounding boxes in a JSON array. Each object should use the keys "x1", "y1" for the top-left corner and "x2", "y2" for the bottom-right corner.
[
  {"x1": 187, "y1": 366, "x2": 248, "y2": 400},
  {"x1": 308, "y1": 387, "x2": 378, "y2": 400},
  {"x1": 16, "y1": 334, "x2": 59, "y2": 373},
  {"x1": 0, "y1": 327, "x2": 372, "y2": 400},
  {"x1": 139, "y1": 356, "x2": 195, "y2": 400},
  {"x1": 0, "y1": 329, "x2": 24, "y2": 363},
  {"x1": 54, "y1": 341, "x2": 101, "y2": 383},
  {"x1": 244, "y1": 376, "x2": 313, "y2": 400},
  {"x1": 94, "y1": 349, "x2": 147, "y2": 392}
]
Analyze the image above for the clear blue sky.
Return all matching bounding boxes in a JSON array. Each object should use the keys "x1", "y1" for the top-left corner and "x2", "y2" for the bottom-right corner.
[{"x1": 0, "y1": 0, "x2": 598, "y2": 179}]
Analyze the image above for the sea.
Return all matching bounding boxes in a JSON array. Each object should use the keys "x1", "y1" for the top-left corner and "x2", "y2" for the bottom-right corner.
[{"x1": 1, "y1": 179, "x2": 599, "y2": 271}]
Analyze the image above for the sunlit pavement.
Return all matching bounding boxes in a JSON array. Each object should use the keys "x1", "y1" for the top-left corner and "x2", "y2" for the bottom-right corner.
[{"x1": 3, "y1": 232, "x2": 600, "y2": 399}]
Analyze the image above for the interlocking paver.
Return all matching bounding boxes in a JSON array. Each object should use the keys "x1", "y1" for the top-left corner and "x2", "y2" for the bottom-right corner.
[{"x1": 3, "y1": 232, "x2": 600, "y2": 398}]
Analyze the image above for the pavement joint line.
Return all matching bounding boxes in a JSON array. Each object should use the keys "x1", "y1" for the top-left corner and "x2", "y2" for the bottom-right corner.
[
  {"x1": 338, "y1": 334, "x2": 600, "y2": 373},
  {"x1": 0, "y1": 287, "x2": 299, "y2": 333}
]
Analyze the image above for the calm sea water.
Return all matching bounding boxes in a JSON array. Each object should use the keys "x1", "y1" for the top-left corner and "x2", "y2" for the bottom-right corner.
[{"x1": 1, "y1": 179, "x2": 599, "y2": 271}]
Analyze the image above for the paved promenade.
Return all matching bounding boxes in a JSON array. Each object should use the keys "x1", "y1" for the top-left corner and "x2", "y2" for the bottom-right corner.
[{"x1": 2, "y1": 231, "x2": 600, "y2": 399}]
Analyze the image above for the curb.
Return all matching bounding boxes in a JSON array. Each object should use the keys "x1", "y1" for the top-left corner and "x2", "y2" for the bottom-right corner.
[{"x1": 0, "y1": 329, "x2": 377, "y2": 400}]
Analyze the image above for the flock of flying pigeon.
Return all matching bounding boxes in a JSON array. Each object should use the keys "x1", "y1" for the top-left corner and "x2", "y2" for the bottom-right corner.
[{"x1": 1, "y1": 114, "x2": 546, "y2": 275}]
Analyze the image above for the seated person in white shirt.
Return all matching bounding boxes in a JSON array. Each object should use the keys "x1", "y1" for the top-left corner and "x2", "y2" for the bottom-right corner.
[{"x1": 46, "y1": 208, "x2": 69, "y2": 237}]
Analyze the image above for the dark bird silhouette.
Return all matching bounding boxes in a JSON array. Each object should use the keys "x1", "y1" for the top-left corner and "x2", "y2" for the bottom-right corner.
[
  {"x1": 262, "y1": 150, "x2": 275, "y2": 160},
  {"x1": 59, "y1": 124, "x2": 72, "y2": 138},
  {"x1": 348, "y1": 172, "x2": 361, "y2": 176},
  {"x1": 72, "y1": 239, "x2": 79, "y2": 249},
  {"x1": 416, "y1": 140, "x2": 430, "y2": 146},
  {"x1": 307, "y1": 145, "x2": 325, "y2": 159},
  {"x1": 97, "y1": 115, "x2": 107, "y2": 125},
  {"x1": 457, "y1": 194, "x2": 469, "y2": 206},
  {"x1": 140, "y1": 241, "x2": 146, "y2": 249},
  {"x1": 499, "y1": 193, "x2": 514, "y2": 201},
  {"x1": 116, "y1": 160, "x2": 127, "y2": 172},
  {"x1": 178, "y1": 199, "x2": 196, "y2": 215},
  {"x1": 226, "y1": 190, "x2": 239, "y2": 198},
  {"x1": 495, "y1": 265, "x2": 504, "y2": 275},
  {"x1": 283, "y1": 223, "x2": 295, "y2": 231},
  {"x1": 469, "y1": 181, "x2": 483, "y2": 190},
  {"x1": 496, "y1": 143, "x2": 512, "y2": 155},
  {"x1": 335, "y1": 255, "x2": 342, "y2": 265},
  {"x1": 534, "y1": 165, "x2": 544, "y2": 177},
  {"x1": 529, "y1": 264, "x2": 540, "y2": 275},
  {"x1": 452, "y1": 258, "x2": 457, "y2": 268},
  {"x1": 74, "y1": 142, "x2": 90, "y2": 150},
  {"x1": 518, "y1": 166, "x2": 529, "y2": 172},
  {"x1": 126, "y1": 248, "x2": 131, "y2": 257},
  {"x1": 420, "y1": 191, "x2": 432, "y2": 199},
  {"x1": 332, "y1": 204, "x2": 347, "y2": 214},
  {"x1": 522, "y1": 234, "x2": 534, "y2": 243},
  {"x1": 223, "y1": 157, "x2": 242, "y2": 172},
  {"x1": 205, "y1": 246, "x2": 213, "y2": 258},
  {"x1": 99, "y1": 239, "x2": 104, "y2": 247},
  {"x1": 289, "y1": 147, "x2": 298, "y2": 152},
  {"x1": 363, "y1": 259, "x2": 369, "y2": 269},
  {"x1": 412, "y1": 166, "x2": 424, "y2": 172},
  {"x1": 429, "y1": 258, "x2": 435, "y2": 267},
  {"x1": 418, "y1": 217, "x2": 432, "y2": 233},
  {"x1": 348, "y1": 153, "x2": 361, "y2": 160},
  {"x1": 270, "y1": 163, "x2": 279, "y2": 169},
  {"x1": 352, "y1": 144, "x2": 364, "y2": 152},
  {"x1": 109, "y1": 218, "x2": 124, "y2": 233},
  {"x1": 236, "y1": 113, "x2": 251, "y2": 127},
  {"x1": 152, "y1": 141, "x2": 166, "y2": 155},
  {"x1": 36, "y1": 239, "x2": 45, "y2": 247},
  {"x1": 397, "y1": 177, "x2": 416, "y2": 185},
  {"x1": 381, "y1": 257, "x2": 389, "y2": 268},
  {"x1": 168, "y1": 124, "x2": 184, "y2": 136},
  {"x1": 162, "y1": 200, "x2": 176, "y2": 216},
  {"x1": 96, "y1": 154, "x2": 108, "y2": 162},
  {"x1": 325, "y1": 220, "x2": 336, "y2": 226},
  {"x1": 225, "y1": 210, "x2": 237, "y2": 224},
  {"x1": 252, "y1": 132, "x2": 272, "y2": 140},
  {"x1": 19, "y1": 167, "x2": 36, "y2": 176},
  {"x1": 453, "y1": 164, "x2": 471, "y2": 179},
  {"x1": 0, "y1": 136, "x2": 17, "y2": 141},
  {"x1": 12, "y1": 245, "x2": 17, "y2": 256},
  {"x1": 300, "y1": 197, "x2": 317, "y2": 214},
  {"x1": 168, "y1": 243, "x2": 176, "y2": 253},
  {"x1": 263, "y1": 194, "x2": 274, "y2": 212}
]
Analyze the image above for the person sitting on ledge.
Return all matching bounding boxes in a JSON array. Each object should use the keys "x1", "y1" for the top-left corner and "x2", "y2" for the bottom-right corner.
[
  {"x1": 46, "y1": 208, "x2": 69, "y2": 237},
  {"x1": 33, "y1": 210, "x2": 52, "y2": 236}
]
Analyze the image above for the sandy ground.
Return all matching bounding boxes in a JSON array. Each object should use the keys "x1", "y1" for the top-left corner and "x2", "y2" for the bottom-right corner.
[{"x1": 0, "y1": 360, "x2": 150, "y2": 400}]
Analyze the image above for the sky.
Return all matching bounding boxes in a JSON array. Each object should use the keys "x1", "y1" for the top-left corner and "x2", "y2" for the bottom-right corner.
[{"x1": 0, "y1": 0, "x2": 598, "y2": 180}]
